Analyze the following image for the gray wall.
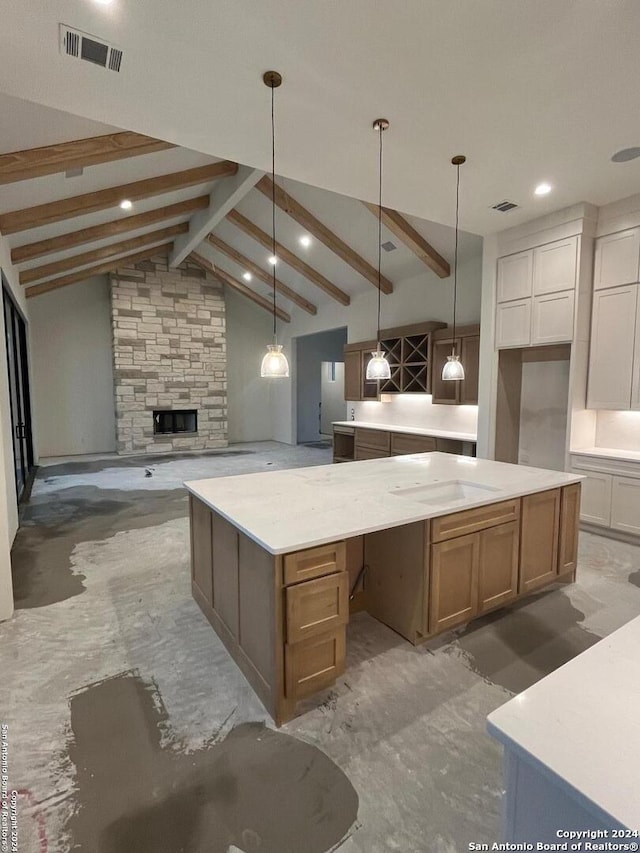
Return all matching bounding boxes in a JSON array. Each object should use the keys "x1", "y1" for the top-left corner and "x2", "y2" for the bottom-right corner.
[
  {"x1": 226, "y1": 287, "x2": 274, "y2": 443},
  {"x1": 518, "y1": 359, "x2": 570, "y2": 471},
  {"x1": 30, "y1": 276, "x2": 116, "y2": 458},
  {"x1": 296, "y1": 328, "x2": 347, "y2": 443}
]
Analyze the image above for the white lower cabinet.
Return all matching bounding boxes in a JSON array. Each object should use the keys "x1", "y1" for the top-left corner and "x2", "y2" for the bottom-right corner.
[
  {"x1": 496, "y1": 299, "x2": 531, "y2": 348},
  {"x1": 611, "y1": 476, "x2": 640, "y2": 535},
  {"x1": 532, "y1": 290, "x2": 575, "y2": 345},
  {"x1": 578, "y1": 471, "x2": 612, "y2": 527}
]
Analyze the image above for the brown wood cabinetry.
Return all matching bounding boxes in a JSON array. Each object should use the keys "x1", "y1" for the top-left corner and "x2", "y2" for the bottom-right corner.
[
  {"x1": 285, "y1": 630, "x2": 346, "y2": 701},
  {"x1": 431, "y1": 498, "x2": 520, "y2": 542},
  {"x1": 286, "y1": 572, "x2": 349, "y2": 643},
  {"x1": 558, "y1": 482, "x2": 581, "y2": 576},
  {"x1": 212, "y1": 513, "x2": 240, "y2": 637},
  {"x1": 344, "y1": 350, "x2": 362, "y2": 401},
  {"x1": 430, "y1": 325, "x2": 480, "y2": 405},
  {"x1": 477, "y1": 521, "x2": 520, "y2": 614},
  {"x1": 519, "y1": 489, "x2": 561, "y2": 593},
  {"x1": 430, "y1": 532, "x2": 480, "y2": 633},
  {"x1": 284, "y1": 541, "x2": 346, "y2": 586},
  {"x1": 190, "y1": 495, "x2": 213, "y2": 606},
  {"x1": 390, "y1": 433, "x2": 437, "y2": 455}
]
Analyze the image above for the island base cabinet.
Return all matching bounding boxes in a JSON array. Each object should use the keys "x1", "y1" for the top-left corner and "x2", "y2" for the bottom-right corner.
[
  {"x1": 519, "y1": 489, "x2": 561, "y2": 593},
  {"x1": 558, "y1": 483, "x2": 581, "y2": 576},
  {"x1": 189, "y1": 496, "x2": 213, "y2": 606}
]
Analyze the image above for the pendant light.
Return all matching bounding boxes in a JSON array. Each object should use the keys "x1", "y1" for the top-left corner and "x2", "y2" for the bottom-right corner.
[
  {"x1": 260, "y1": 70, "x2": 290, "y2": 379},
  {"x1": 442, "y1": 155, "x2": 466, "y2": 382},
  {"x1": 366, "y1": 118, "x2": 391, "y2": 381}
]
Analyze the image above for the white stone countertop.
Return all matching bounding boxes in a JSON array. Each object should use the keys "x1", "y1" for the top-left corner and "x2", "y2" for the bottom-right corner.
[
  {"x1": 487, "y1": 614, "x2": 640, "y2": 829},
  {"x1": 571, "y1": 446, "x2": 640, "y2": 463},
  {"x1": 332, "y1": 420, "x2": 478, "y2": 442},
  {"x1": 185, "y1": 453, "x2": 581, "y2": 555}
]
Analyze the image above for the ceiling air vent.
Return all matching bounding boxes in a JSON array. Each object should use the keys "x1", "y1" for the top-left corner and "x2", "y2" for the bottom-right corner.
[
  {"x1": 381, "y1": 241, "x2": 397, "y2": 252},
  {"x1": 491, "y1": 200, "x2": 519, "y2": 213},
  {"x1": 60, "y1": 24, "x2": 123, "y2": 72}
]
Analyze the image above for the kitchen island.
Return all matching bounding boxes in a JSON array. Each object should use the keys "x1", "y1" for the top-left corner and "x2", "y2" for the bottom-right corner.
[{"x1": 186, "y1": 454, "x2": 582, "y2": 724}]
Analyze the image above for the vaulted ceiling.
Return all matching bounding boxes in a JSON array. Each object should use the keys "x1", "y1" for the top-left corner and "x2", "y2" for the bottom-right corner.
[{"x1": 0, "y1": 93, "x2": 481, "y2": 321}]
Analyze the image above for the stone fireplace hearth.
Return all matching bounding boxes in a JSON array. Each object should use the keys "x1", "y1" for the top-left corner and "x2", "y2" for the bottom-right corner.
[{"x1": 110, "y1": 253, "x2": 227, "y2": 455}]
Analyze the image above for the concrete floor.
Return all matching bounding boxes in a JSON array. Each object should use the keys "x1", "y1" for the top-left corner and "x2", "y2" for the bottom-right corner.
[{"x1": 2, "y1": 441, "x2": 640, "y2": 853}]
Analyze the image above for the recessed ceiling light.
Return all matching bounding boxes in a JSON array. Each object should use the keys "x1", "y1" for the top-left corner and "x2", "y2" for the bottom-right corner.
[
  {"x1": 299, "y1": 235, "x2": 311, "y2": 247},
  {"x1": 242, "y1": 272, "x2": 252, "y2": 281},
  {"x1": 268, "y1": 255, "x2": 277, "y2": 266},
  {"x1": 94, "y1": 0, "x2": 114, "y2": 5},
  {"x1": 534, "y1": 182, "x2": 552, "y2": 196},
  {"x1": 611, "y1": 147, "x2": 640, "y2": 163},
  {"x1": 119, "y1": 199, "x2": 133, "y2": 210}
]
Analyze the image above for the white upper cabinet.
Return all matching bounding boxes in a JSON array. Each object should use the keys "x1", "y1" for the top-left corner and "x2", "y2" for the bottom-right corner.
[
  {"x1": 587, "y1": 284, "x2": 638, "y2": 409},
  {"x1": 532, "y1": 290, "x2": 575, "y2": 345},
  {"x1": 497, "y1": 250, "x2": 533, "y2": 302},
  {"x1": 594, "y1": 228, "x2": 640, "y2": 291},
  {"x1": 533, "y1": 237, "x2": 578, "y2": 295},
  {"x1": 496, "y1": 299, "x2": 531, "y2": 348}
]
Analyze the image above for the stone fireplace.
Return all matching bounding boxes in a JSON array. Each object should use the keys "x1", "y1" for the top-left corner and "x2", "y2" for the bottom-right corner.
[{"x1": 110, "y1": 253, "x2": 227, "y2": 454}]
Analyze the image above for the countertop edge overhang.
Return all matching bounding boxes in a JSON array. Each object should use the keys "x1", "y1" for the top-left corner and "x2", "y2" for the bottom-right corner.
[
  {"x1": 332, "y1": 420, "x2": 478, "y2": 442},
  {"x1": 184, "y1": 453, "x2": 583, "y2": 556}
]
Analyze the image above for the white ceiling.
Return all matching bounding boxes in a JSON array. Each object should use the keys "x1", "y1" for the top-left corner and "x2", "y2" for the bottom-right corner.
[{"x1": 1, "y1": 1, "x2": 640, "y2": 235}]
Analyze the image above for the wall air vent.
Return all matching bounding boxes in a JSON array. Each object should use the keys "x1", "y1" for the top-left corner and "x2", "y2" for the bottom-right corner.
[
  {"x1": 60, "y1": 24, "x2": 123, "y2": 72},
  {"x1": 491, "y1": 200, "x2": 519, "y2": 213}
]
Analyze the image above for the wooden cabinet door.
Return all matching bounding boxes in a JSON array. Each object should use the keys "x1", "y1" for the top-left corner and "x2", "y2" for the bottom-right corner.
[
  {"x1": 460, "y1": 334, "x2": 480, "y2": 404},
  {"x1": 431, "y1": 336, "x2": 459, "y2": 404},
  {"x1": 533, "y1": 237, "x2": 577, "y2": 295},
  {"x1": 430, "y1": 532, "x2": 479, "y2": 633},
  {"x1": 477, "y1": 521, "x2": 519, "y2": 614},
  {"x1": 531, "y1": 290, "x2": 575, "y2": 345},
  {"x1": 610, "y1": 476, "x2": 640, "y2": 535},
  {"x1": 587, "y1": 284, "x2": 638, "y2": 409},
  {"x1": 354, "y1": 445, "x2": 389, "y2": 460},
  {"x1": 344, "y1": 350, "x2": 362, "y2": 401},
  {"x1": 190, "y1": 496, "x2": 213, "y2": 606},
  {"x1": 496, "y1": 299, "x2": 531, "y2": 348},
  {"x1": 519, "y1": 489, "x2": 560, "y2": 593},
  {"x1": 497, "y1": 250, "x2": 533, "y2": 302},
  {"x1": 285, "y1": 572, "x2": 348, "y2": 643},
  {"x1": 285, "y1": 630, "x2": 345, "y2": 701},
  {"x1": 578, "y1": 471, "x2": 612, "y2": 526},
  {"x1": 558, "y1": 483, "x2": 581, "y2": 575},
  {"x1": 594, "y1": 228, "x2": 640, "y2": 291}
]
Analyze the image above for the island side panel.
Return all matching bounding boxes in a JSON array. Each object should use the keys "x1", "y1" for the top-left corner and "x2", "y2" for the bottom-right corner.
[
  {"x1": 189, "y1": 495, "x2": 213, "y2": 607},
  {"x1": 189, "y1": 497, "x2": 281, "y2": 722},
  {"x1": 558, "y1": 482, "x2": 581, "y2": 579}
]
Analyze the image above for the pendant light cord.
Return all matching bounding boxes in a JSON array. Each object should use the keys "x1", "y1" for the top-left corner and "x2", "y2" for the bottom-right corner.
[
  {"x1": 452, "y1": 161, "x2": 460, "y2": 355},
  {"x1": 271, "y1": 83, "x2": 277, "y2": 340},
  {"x1": 376, "y1": 123, "x2": 383, "y2": 347}
]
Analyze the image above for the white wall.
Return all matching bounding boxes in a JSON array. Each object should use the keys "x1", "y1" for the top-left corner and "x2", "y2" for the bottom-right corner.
[
  {"x1": 271, "y1": 250, "x2": 483, "y2": 443},
  {"x1": 0, "y1": 233, "x2": 28, "y2": 621},
  {"x1": 595, "y1": 411, "x2": 640, "y2": 451},
  {"x1": 29, "y1": 276, "x2": 116, "y2": 458},
  {"x1": 321, "y1": 362, "x2": 346, "y2": 435},
  {"x1": 226, "y1": 286, "x2": 274, "y2": 443},
  {"x1": 351, "y1": 395, "x2": 477, "y2": 436}
]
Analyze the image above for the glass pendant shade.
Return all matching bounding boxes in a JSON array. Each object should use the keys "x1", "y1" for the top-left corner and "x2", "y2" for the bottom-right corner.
[
  {"x1": 260, "y1": 343, "x2": 290, "y2": 378},
  {"x1": 366, "y1": 349, "x2": 392, "y2": 380},
  {"x1": 442, "y1": 353, "x2": 465, "y2": 381}
]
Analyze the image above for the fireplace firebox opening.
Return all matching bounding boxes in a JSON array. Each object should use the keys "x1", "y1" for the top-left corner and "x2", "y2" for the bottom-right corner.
[{"x1": 153, "y1": 409, "x2": 198, "y2": 435}]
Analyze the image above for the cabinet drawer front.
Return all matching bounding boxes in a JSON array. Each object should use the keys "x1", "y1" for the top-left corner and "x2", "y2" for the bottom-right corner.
[
  {"x1": 390, "y1": 433, "x2": 436, "y2": 455},
  {"x1": 355, "y1": 428, "x2": 390, "y2": 451},
  {"x1": 286, "y1": 572, "x2": 349, "y2": 643},
  {"x1": 283, "y1": 541, "x2": 346, "y2": 586},
  {"x1": 354, "y1": 445, "x2": 389, "y2": 461},
  {"x1": 431, "y1": 499, "x2": 520, "y2": 543},
  {"x1": 285, "y1": 629, "x2": 346, "y2": 700}
]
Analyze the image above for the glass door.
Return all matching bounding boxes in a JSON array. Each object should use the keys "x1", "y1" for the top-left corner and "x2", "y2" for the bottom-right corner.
[{"x1": 3, "y1": 280, "x2": 34, "y2": 501}]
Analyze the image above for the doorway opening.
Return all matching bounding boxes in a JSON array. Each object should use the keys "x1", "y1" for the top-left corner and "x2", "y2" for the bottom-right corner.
[
  {"x1": 296, "y1": 328, "x2": 347, "y2": 444},
  {"x1": 3, "y1": 276, "x2": 35, "y2": 502}
]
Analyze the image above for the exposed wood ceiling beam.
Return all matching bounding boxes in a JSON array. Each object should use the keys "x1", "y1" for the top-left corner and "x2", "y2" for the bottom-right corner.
[
  {"x1": 0, "y1": 131, "x2": 175, "y2": 185},
  {"x1": 170, "y1": 166, "x2": 264, "y2": 268},
  {"x1": 190, "y1": 251, "x2": 291, "y2": 322},
  {"x1": 226, "y1": 209, "x2": 350, "y2": 306},
  {"x1": 207, "y1": 234, "x2": 316, "y2": 315},
  {"x1": 11, "y1": 196, "x2": 209, "y2": 264},
  {"x1": 256, "y1": 177, "x2": 393, "y2": 294},
  {"x1": 362, "y1": 202, "x2": 450, "y2": 278},
  {"x1": 0, "y1": 160, "x2": 238, "y2": 235},
  {"x1": 20, "y1": 223, "x2": 188, "y2": 285},
  {"x1": 25, "y1": 243, "x2": 173, "y2": 299}
]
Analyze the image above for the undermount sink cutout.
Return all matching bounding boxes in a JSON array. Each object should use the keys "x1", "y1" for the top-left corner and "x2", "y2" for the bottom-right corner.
[{"x1": 390, "y1": 480, "x2": 501, "y2": 505}]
